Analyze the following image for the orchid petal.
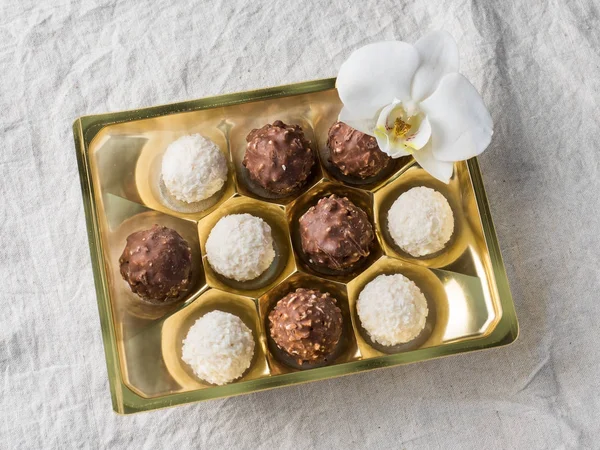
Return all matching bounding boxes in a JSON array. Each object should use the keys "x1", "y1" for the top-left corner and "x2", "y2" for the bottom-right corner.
[
  {"x1": 413, "y1": 143, "x2": 454, "y2": 183},
  {"x1": 336, "y1": 41, "x2": 420, "y2": 119},
  {"x1": 406, "y1": 115, "x2": 431, "y2": 150},
  {"x1": 432, "y1": 128, "x2": 493, "y2": 163},
  {"x1": 374, "y1": 133, "x2": 388, "y2": 152},
  {"x1": 375, "y1": 132, "x2": 410, "y2": 158},
  {"x1": 420, "y1": 73, "x2": 493, "y2": 162},
  {"x1": 411, "y1": 31, "x2": 460, "y2": 102},
  {"x1": 338, "y1": 106, "x2": 377, "y2": 136},
  {"x1": 375, "y1": 101, "x2": 400, "y2": 129}
]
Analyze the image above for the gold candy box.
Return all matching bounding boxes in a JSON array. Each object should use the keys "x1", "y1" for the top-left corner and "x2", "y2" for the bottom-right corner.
[{"x1": 73, "y1": 78, "x2": 518, "y2": 414}]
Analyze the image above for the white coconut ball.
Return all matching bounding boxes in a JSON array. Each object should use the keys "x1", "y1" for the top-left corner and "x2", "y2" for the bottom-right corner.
[
  {"x1": 161, "y1": 134, "x2": 228, "y2": 203},
  {"x1": 206, "y1": 213, "x2": 276, "y2": 282},
  {"x1": 357, "y1": 274, "x2": 428, "y2": 346},
  {"x1": 182, "y1": 311, "x2": 255, "y2": 385},
  {"x1": 387, "y1": 186, "x2": 454, "y2": 257}
]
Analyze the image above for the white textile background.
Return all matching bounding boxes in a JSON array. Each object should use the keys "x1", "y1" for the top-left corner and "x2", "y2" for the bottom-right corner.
[{"x1": 1, "y1": 0, "x2": 599, "y2": 448}]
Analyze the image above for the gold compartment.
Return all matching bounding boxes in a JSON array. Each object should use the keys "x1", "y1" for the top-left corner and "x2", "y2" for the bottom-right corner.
[
  {"x1": 348, "y1": 256, "x2": 448, "y2": 358},
  {"x1": 257, "y1": 272, "x2": 360, "y2": 375},
  {"x1": 161, "y1": 288, "x2": 269, "y2": 391},
  {"x1": 374, "y1": 165, "x2": 470, "y2": 269},
  {"x1": 73, "y1": 78, "x2": 517, "y2": 414},
  {"x1": 197, "y1": 195, "x2": 295, "y2": 297},
  {"x1": 91, "y1": 109, "x2": 236, "y2": 222},
  {"x1": 286, "y1": 180, "x2": 383, "y2": 283},
  {"x1": 104, "y1": 205, "x2": 205, "y2": 319},
  {"x1": 227, "y1": 93, "x2": 323, "y2": 205}
]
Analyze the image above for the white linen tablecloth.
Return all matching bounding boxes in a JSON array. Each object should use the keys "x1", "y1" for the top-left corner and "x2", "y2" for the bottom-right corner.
[{"x1": 1, "y1": 0, "x2": 599, "y2": 448}]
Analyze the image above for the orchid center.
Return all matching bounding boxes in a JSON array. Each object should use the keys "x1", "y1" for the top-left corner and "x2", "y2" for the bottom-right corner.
[
  {"x1": 375, "y1": 101, "x2": 430, "y2": 155},
  {"x1": 393, "y1": 117, "x2": 411, "y2": 138}
]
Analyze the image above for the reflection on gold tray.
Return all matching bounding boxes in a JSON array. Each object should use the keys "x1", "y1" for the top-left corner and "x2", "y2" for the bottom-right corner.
[{"x1": 73, "y1": 78, "x2": 517, "y2": 414}]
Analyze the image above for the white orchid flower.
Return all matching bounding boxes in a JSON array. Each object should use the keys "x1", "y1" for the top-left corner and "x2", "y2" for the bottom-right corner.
[{"x1": 336, "y1": 31, "x2": 493, "y2": 183}]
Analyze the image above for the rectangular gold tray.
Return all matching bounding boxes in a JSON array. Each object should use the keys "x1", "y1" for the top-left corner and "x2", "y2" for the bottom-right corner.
[{"x1": 73, "y1": 78, "x2": 518, "y2": 414}]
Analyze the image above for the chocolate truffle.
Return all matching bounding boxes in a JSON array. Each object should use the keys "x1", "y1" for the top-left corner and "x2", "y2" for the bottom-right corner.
[
  {"x1": 119, "y1": 225, "x2": 192, "y2": 302},
  {"x1": 327, "y1": 121, "x2": 391, "y2": 179},
  {"x1": 268, "y1": 288, "x2": 343, "y2": 365},
  {"x1": 243, "y1": 120, "x2": 315, "y2": 195},
  {"x1": 299, "y1": 195, "x2": 374, "y2": 270}
]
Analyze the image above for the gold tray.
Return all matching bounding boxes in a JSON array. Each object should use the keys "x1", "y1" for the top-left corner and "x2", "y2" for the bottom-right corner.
[{"x1": 73, "y1": 78, "x2": 518, "y2": 414}]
